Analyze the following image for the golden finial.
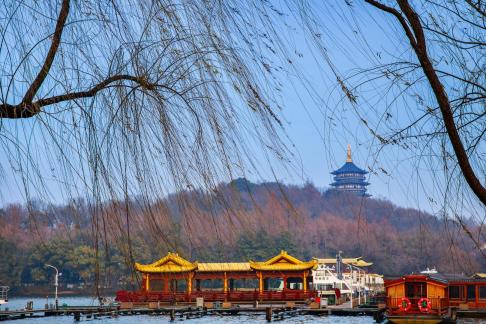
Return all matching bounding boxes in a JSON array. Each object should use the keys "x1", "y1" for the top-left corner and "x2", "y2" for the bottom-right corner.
[{"x1": 346, "y1": 144, "x2": 352, "y2": 162}]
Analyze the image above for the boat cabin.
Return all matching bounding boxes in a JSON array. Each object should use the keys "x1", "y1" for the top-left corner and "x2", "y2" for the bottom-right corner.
[
  {"x1": 447, "y1": 274, "x2": 486, "y2": 309},
  {"x1": 385, "y1": 274, "x2": 449, "y2": 316}
]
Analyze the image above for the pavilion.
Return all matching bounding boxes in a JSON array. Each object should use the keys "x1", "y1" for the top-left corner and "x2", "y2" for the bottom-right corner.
[{"x1": 116, "y1": 250, "x2": 318, "y2": 302}]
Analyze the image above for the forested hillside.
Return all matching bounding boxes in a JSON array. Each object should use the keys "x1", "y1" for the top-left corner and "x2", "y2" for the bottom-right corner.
[{"x1": 0, "y1": 178, "x2": 482, "y2": 294}]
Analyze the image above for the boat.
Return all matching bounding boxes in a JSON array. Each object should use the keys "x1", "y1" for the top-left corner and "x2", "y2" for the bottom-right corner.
[
  {"x1": 0, "y1": 286, "x2": 8, "y2": 306},
  {"x1": 312, "y1": 256, "x2": 384, "y2": 305},
  {"x1": 385, "y1": 273, "x2": 449, "y2": 323},
  {"x1": 384, "y1": 270, "x2": 486, "y2": 323}
]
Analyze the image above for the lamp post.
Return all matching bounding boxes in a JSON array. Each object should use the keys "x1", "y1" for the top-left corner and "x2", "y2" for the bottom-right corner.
[
  {"x1": 347, "y1": 265, "x2": 353, "y2": 308},
  {"x1": 45, "y1": 264, "x2": 61, "y2": 309}
]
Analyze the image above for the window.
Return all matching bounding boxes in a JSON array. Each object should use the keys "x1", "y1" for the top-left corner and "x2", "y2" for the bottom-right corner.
[
  {"x1": 265, "y1": 278, "x2": 283, "y2": 291},
  {"x1": 448, "y1": 285, "x2": 463, "y2": 299},
  {"x1": 170, "y1": 279, "x2": 187, "y2": 292},
  {"x1": 199, "y1": 279, "x2": 223, "y2": 291},
  {"x1": 149, "y1": 279, "x2": 164, "y2": 292},
  {"x1": 479, "y1": 286, "x2": 486, "y2": 299},
  {"x1": 467, "y1": 285, "x2": 476, "y2": 300},
  {"x1": 229, "y1": 278, "x2": 258, "y2": 291},
  {"x1": 405, "y1": 282, "x2": 426, "y2": 298},
  {"x1": 286, "y1": 277, "x2": 303, "y2": 290}
]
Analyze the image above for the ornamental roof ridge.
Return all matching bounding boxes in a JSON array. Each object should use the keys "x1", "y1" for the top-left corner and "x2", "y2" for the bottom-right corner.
[
  {"x1": 134, "y1": 251, "x2": 197, "y2": 273},
  {"x1": 249, "y1": 250, "x2": 317, "y2": 271}
]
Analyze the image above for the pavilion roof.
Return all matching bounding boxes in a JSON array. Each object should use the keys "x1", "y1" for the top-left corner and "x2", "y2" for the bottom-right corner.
[
  {"x1": 135, "y1": 250, "x2": 317, "y2": 273},
  {"x1": 250, "y1": 250, "x2": 317, "y2": 271},
  {"x1": 331, "y1": 162, "x2": 368, "y2": 175},
  {"x1": 315, "y1": 257, "x2": 373, "y2": 267},
  {"x1": 135, "y1": 252, "x2": 197, "y2": 273},
  {"x1": 197, "y1": 262, "x2": 251, "y2": 272}
]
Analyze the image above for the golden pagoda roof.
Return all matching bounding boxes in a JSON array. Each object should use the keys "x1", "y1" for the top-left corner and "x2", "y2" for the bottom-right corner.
[
  {"x1": 353, "y1": 260, "x2": 373, "y2": 267},
  {"x1": 250, "y1": 250, "x2": 317, "y2": 271},
  {"x1": 135, "y1": 252, "x2": 197, "y2": 273},
  {"x1": 315, "y1": 257, "x2": 373, "y2": 267},
  {"x1": 197, "y1": 262, "x2": 251, "y2": 272}
]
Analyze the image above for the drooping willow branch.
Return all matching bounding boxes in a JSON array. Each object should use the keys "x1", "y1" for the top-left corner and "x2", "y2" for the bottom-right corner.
[
  {"x1": 365, "y1": 0, "x2": 486, "y2": 206},
  {"x1": 0, "y1": 0, "x2": 159, "y2": 119}
]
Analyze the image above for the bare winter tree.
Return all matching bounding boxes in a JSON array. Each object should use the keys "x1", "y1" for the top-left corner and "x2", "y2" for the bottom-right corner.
[
  {"x1": 361, "y1": 0, "x2": 485, "y2": 204},
  {"x1": 353, "y1": 0, "x2": 485, "y2": 249},
  {"x1": 1, "y1": 0, "x2": 484, "y2": 292},
  {"x1": 0, "y1": 0, "x2": 302, "y2": 292},
  {"x1": 239, "y1": 0, "x2": 486, "y2": 256},
  {"x1": 300, "y1": 0, "x2": 485, "y2": 250}
]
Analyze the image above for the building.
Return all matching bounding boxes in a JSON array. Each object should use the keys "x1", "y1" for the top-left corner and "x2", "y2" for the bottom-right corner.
[
  {"x1": 330, "y1": 145, "x2": 370, "y2": 196},
  {"x1": 116, "y1": 250, "x2": 318, "y2": 303}
]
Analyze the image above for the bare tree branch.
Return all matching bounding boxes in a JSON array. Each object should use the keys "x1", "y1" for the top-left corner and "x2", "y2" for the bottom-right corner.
[
  {"x1": 22, "y1": 0, "x2": 70, "y2": 106},
  {"x1": 366, "y1": 0, "x2": 486, "y2": 205}
]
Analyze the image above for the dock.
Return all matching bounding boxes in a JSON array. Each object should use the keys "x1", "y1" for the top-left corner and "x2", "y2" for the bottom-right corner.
[{"x1": 0, "y1": 303, "x2": 387, "y2": 322}]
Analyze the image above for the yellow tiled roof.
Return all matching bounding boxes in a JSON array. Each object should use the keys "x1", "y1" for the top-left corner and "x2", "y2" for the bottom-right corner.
[
  {"x1": 353, "y1": 260, "x2": 373, "y2": 267},
  {"x1": 197, "y1": 262, "x2": 251, "y2": 272},
  {"x1": 136, "y1": 251, "x2": 318, "y2": 273},
  {"x1": 250, "y1": 250, "x2": 317, "y2": 271},
  {"x1": 315, "y1": 257, "x2": 372, "y2": 267},
  {"x1": 473, "y1": 273, "x2": 486, "y2": 278},
  {"x1": 250, "y1": 262, "x2": 318, "y2": 271},
  {"x1": 135, "y1": 252, "x2": 197, "y2": 273}
]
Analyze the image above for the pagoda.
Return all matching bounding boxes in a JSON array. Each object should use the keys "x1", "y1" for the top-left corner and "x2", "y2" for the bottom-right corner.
[{"x1": 330, "y1": 145, "x2": 370, "y2": 196}]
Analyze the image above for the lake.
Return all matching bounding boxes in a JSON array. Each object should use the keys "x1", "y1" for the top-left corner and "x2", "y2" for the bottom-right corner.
[{"x1": 2, "y1": 297, "x2": 486, "y2": 323}]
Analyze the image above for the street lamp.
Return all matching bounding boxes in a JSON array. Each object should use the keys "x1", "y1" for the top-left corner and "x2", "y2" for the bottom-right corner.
[
  {"x1": 347, "y1": 265, "x2": 353, "y2": 308},
  {"x1": 45, "y1": 264, "x2": 61, "y2": 309}
]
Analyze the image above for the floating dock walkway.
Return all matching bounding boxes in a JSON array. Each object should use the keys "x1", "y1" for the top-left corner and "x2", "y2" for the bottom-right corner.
[
  {"x1": 1, "y1": 303, "x2": 484, "y2": 322},
  {"x1": 0, "y1": 303, "x2": 387, "y2": 322}
]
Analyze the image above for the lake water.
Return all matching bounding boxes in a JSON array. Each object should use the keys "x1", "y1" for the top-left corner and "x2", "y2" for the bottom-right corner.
[{"x1": 2, "y1": 297, "x2": 486, "y2": 323}]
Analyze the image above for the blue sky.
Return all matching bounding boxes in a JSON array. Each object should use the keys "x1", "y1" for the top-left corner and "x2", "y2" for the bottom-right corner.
[{"x1": 0, "y1": 1, "x2": 480, "y2": 218}]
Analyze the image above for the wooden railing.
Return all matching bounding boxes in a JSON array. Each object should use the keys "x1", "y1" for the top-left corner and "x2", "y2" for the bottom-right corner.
[
  {"x1": 387, "y1": 297, "x2": 449, "y2": 315},
  {"x1": 116, "y1": 289, "x2": 317, "y2": 303}
]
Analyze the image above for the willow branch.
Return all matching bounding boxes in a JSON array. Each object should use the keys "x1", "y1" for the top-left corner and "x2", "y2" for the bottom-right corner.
[
  {"x1": 366, "y1": 0, "x2": 486, "y2": 205},
  {"x1": 0, "y1": 75, "x2": 158, "y2": 118},
  {"x1": 22, "y1": 0, "x2": 70, "y2": 105}
]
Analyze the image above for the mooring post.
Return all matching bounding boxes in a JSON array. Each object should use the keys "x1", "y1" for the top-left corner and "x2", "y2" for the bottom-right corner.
[
  {"x1": 373, "y1": 309, "x2": 384, "y2": 323},
  {"x1": 450, "y1": 307, "x2": 457, "y2": 323},
  {"x1": 170, "y1": 308, "x2": 175, "y2": 321},
  {"x1": 265, "y1": 307, "x2": 272, "y2": 322}
]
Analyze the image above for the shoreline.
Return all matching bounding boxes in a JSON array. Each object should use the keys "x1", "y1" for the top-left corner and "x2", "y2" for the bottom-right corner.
[{"x1": 7, "y1": 287, "x2": 118, "y2": 298}]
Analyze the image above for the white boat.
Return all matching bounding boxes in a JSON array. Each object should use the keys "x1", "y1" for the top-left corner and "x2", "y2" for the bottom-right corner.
[
  {"x1": 311, "y1": 256, "x2": 384, "y2": 306},
  {"x1": 0, "y1": 286, "x2": 9, "y2": 305}
]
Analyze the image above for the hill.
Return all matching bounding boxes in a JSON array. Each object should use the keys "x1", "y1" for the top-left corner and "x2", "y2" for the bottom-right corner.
[{"x1": 0, "y1": 178, "x2": 482, "y2": 293}]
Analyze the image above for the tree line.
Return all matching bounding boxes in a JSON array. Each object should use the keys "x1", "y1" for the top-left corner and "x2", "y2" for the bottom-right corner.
[{"x1": 0, "y1": 179, "x2": 482, "y2": 294}]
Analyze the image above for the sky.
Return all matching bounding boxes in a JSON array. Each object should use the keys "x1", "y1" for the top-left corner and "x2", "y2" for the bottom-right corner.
[{"x1": 0, "y1": 1, "x2": 482, "y2": 219}]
